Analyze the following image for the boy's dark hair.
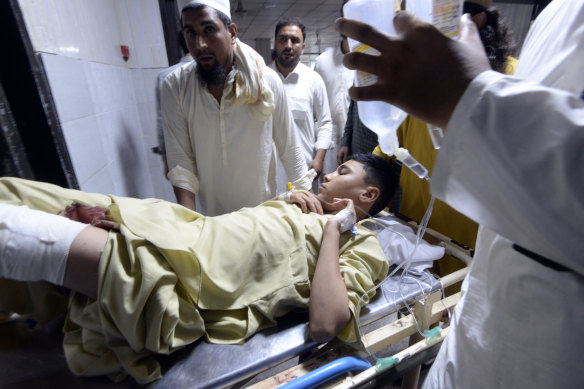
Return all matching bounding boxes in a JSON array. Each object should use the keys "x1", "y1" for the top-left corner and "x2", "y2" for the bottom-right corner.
[
  {"x1": 181, "y1": 3, "x2": 232, "y2": 29},
  {"x1": 350, "y1": 153, "x2": 399, "y2": 216},
  {"x1": 274, "y1": 17, "x2": 306, "y2": 42}
]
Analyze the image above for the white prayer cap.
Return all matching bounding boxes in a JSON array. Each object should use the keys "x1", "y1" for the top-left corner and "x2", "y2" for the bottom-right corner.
[{"x1": 178, "y1": 0, "x2": 231, "y2": 19}]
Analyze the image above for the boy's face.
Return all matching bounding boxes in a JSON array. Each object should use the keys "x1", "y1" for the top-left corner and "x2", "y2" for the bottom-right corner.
[{"x1": 317, "y1": 160, "x2": 369, "y2": 210}]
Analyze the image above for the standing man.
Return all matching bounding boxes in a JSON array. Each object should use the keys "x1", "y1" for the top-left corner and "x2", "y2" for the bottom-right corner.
[
  {"x1": 314, "y1": 1, "x2": 354, "y2": 175},
  {"x1": 270, "y1": 17, "x2": 333, "y2": 192},
  {"x1": 337, "y1": 0, "x2": 583, "y2": 387},
  {"x1": 161, "y1": 0, "x2": 312, "y2": 216}
]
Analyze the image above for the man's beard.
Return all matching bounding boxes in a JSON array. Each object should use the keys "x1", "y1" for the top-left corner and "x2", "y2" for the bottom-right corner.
[
  {"x1": 276, "y1": 50, "x2": 300, "y2": 68},
  {"x1": 196, "y1": 60, "x2": 228, "y2": 86}
]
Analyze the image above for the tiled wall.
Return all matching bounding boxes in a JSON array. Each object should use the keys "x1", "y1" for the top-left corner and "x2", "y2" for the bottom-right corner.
[{"x1": 18, "y1": 0, "x2": 175, "y2": 201}]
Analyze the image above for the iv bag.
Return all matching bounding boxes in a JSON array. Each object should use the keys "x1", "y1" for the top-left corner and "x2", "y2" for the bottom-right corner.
[
  {"x1": 406, "y1": 0, "x2": 463, "y2": 38},
  {"x1": 343, "y1": 0, "x2": 407, "y2": 156}
]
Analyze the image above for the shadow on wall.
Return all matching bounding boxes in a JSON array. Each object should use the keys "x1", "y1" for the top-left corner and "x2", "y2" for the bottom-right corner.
[{"x1": 116, "y1": 121, "x2": 148, "y2": 198}]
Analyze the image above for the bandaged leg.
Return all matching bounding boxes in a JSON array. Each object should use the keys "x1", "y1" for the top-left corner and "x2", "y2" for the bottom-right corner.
[{"x1": 0, "y1": 203, "x2": 87, "y2": 285}]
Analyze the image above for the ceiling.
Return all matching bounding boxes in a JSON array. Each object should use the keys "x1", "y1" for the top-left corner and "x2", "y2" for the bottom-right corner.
[{"x1": 229, "y1": 0, "x2": 345, "y2": 58}]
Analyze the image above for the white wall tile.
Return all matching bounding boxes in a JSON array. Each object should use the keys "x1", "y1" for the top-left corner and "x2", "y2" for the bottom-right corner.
[
  {"x1": 19, "y1": 0, "x2": 60, "y2": 54},
  {"x1": 21, "y1": 0, "x2": 169, "y2": 202},
  {"x1": 51, "y1": 0, "x2": 84, "y2": 59},
  {"x1": 96, "y1": 108, "x2": 154, "y2": 198},
  {"x1": 79, "y1": 165, "x2": 115, "y2": 195},
  {"x1": 77, "y1": 0, "x2": 126, "y2": 65},
  {"x1": 60, "y1": 115, "x2": 107, "y2": 185},
  {"x1": 85, "y1": 63, "x2": 136, "y2": 114},
  {"x1": 124, "y1": 0, "x2": 168, "y2": 68},
  {"x1": 40, "y1": 53, "x2": 94, "y2": 122}
]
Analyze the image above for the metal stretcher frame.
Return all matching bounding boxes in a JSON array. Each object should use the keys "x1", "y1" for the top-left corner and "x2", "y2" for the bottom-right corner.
[{"x1": 0, "y1": 214, "x2": 472, "y2": 389}]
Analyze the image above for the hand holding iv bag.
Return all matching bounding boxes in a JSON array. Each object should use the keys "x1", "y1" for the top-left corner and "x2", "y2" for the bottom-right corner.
[
  {"x1": 406, "y1": 0, "x2": 463, "y2": 149},
  {"x1": 343, "y1": 0, "x2": 406, "y2": 156}
]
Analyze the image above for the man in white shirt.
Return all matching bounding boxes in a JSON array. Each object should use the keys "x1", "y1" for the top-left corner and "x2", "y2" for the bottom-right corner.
[
  {"x1": 336, "y1": 1, "x2": 584, "y2": 387},
  {"x1": 161, "y1": 0, "x2": 311, "y2": 216},
  {"x1": 314, "y1": 1, "x2": 353, "y2": 176},
  {"x1": 269, "y1": 17, "x2": 333, "y2": 192},
  {"x1": 314, "y1": 36, "x2": 353, "y2": 176}
]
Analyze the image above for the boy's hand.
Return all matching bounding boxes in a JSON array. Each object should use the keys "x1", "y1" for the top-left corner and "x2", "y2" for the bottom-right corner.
[{"x1": 328, "y1": 198, "x2": 357, "y2": 233}]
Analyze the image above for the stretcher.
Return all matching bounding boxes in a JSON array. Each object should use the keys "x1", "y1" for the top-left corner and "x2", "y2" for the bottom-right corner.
[{"x1": 0, "y1": 214, "x2": 471, "y2": 389}]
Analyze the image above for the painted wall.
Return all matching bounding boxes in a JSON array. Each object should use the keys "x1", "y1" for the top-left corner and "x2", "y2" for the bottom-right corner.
[{"x1": 18, "y1": 0, "x2": 175, "y2": 201}]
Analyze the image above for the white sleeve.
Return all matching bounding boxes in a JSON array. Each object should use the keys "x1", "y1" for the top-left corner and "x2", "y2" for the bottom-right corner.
[
  {"x1": 268, "y1": 71, "x2": 311, "y2": 190},
  {"x1": 160, "y1": 73, "x2": 199, "y2": 194},
  {"x1": 432, "y1": 70, "x2": 584, "y2": 272},
  {"x1": 312, "y1": 73, "x2": 333, "y2": 151}
]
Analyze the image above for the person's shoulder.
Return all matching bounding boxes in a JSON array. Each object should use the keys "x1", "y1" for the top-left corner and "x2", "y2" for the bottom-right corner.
[
  {"x1": 264, "y1": 66, "x2": 284, "y2": 90},
  {"x1": 296, "y1": 62, "x2": 312, "y2": 74},
  {"x1": 264, "y1": 65, "x2": 279, "y2": 80},
  {"x1": 267, "y1": 61, "x2": 278, "y2": 73},
  {"x1": 164, "y1": 60, "x2": 197, "y2": 87},
  {"x1": 296, "y1": 63, "x2": 321, "y2": 80},
  {"x1": 314, "y1": 48, "x2": 335, "y2": 71},
  {"x1": 315, "y1": 48, "x2": 333, "y2": 64},
  {"x1": 301, "y1": 63, "x2": 327, "y2": 89}
]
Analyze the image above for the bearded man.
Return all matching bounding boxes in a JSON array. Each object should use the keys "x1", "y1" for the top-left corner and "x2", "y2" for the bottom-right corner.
[{"x1": 161, "y1": 0, "x2": 312, "y2": 216}]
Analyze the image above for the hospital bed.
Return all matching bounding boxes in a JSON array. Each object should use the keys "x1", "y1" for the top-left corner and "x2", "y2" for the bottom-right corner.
[{"x1": 0, "y1": 213, "x2": 471, "y2": 389}]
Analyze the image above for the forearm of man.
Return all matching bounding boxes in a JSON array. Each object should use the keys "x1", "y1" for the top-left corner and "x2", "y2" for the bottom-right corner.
[
  {"x1": 309, "y1": 220, "x2": 351, "y2": 343},
  {"x1": 173, "y1": 186, "x2": 196, "y2": 211}
]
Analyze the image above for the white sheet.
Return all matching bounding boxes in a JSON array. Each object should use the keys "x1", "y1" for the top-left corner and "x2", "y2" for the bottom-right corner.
[{"x1": 363, "y1": 215, "x2": 445, "y2": 272}]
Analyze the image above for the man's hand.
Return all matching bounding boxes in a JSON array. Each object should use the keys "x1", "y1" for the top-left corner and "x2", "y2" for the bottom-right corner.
[
  {"x1": 289, "y1": 191, "x2": 324, "y2": 214},
  {"x1": 337, "y1": 146, "x2": 349, "y2": 165},
  {"x1": 335, "y1": 12, "x2": 490, "y2": 128},
  {"x1": 309, "y1": 149, "x2": 327, "y2": 179}
]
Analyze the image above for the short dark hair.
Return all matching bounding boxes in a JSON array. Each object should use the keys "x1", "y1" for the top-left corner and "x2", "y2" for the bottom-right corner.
[
  {"x1": 274, "y1": 17, "x2": 306, "y2": 42},
  {"x1": 181, "y1": 3, "x2": 232, "y2": 29},
  {"x1": 350, "y1": 153, "x2": 399, "y2": 216}
]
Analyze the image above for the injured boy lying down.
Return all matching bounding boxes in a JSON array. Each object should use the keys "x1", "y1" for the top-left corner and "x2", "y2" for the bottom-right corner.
[{"x1": 0, "y1": 154, "x2": 399, "y2": 384}]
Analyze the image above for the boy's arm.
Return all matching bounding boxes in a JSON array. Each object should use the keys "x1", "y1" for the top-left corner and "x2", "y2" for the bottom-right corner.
[{"x1": 309, "y1": 210, "x2": 352, "y2": 343}]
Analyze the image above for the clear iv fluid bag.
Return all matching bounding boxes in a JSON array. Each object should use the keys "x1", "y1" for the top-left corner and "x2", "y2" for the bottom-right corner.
[
  {"x1": 406, "y1": 0, "x2": 463, "y2": 38},
  {"x1": 343, "y1": 0, "x2": 407, "y2": 156}
]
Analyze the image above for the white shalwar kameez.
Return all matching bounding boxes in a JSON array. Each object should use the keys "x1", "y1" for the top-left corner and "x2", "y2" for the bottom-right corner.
[
  {"x1": 161, "y1": 62, "x2": 308, "y2": 216},
  {"x1": 270, "y1": 62, "x2": 333, "y2": 167},
  {"x1": 423, "y1": 1, "x2": 584, "y2": 388},
  {"x1": 314, "y1": 44, "x2": 353, "y2": 174}
]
